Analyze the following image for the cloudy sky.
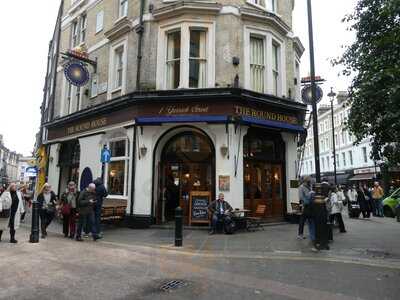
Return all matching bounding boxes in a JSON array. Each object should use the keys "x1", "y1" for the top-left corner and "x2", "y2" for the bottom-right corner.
[{"x1": 0, "y1": 0, "x2": 358, "y2": 156}]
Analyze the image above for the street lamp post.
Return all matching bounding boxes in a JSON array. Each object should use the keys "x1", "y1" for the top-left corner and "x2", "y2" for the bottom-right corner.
[
  {"x1": 328, "y1": 87, "x2": 337, "y2": 186},
  {"x1": 307, "y1": 0, "x2": 321, "y2": 183}
]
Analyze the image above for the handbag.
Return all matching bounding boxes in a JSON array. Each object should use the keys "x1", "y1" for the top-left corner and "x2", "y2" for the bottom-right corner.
[
  {"x1": 61, "y1": 203, "x2": 71, "y2": 215},
  {"x1": 0, "y1": 209, "x2": 10, "y2": 219},
  {"x1": 45, "y1": 205, "x2": 56, "y2": 215}
]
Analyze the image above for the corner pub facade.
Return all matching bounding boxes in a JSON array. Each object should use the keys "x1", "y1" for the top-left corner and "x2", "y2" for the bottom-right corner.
[{"x1": 39, "y1": 0, "x2": 306, "y2": 228}]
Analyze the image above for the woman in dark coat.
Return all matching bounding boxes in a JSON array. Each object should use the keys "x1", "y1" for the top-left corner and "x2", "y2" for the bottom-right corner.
[
  {"x1": 37, "y1": 183, "x2": 58, "y2": 238},
  {"x1": 357, "y1": 184, "x2": 370, "y2": 218}
]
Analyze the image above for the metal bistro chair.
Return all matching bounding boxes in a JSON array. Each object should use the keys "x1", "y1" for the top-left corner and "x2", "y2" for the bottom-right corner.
[{"x1": 246, "y1": 204, "x2": 266, "y2": 231}]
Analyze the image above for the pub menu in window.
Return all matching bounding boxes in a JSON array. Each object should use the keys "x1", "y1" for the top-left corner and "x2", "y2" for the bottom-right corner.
[{"x1": 189, "y1": 191, "x2": 211, "y2": 225}]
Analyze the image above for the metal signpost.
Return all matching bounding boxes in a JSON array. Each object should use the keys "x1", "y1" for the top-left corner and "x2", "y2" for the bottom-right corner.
[{"x1": 101, "y1": 147, "x2": 111, "y2": 182}]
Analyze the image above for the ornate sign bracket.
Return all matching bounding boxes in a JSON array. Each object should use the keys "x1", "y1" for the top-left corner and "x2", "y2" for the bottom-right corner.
[{"x1": 61, "y1": 48, "x2": 97, "y2": 73}]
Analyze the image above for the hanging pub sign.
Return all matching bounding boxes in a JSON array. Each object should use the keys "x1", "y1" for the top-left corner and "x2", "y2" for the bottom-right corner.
[
  {"x1": 61, "y1": 46, "x2": 97, "y2": 87},
  {"x1": 301, "y1": 84, "x2": 323, "y2": 105},
  {"x1": 64, "y1": 61, "x2": 90, "y2": 87}
]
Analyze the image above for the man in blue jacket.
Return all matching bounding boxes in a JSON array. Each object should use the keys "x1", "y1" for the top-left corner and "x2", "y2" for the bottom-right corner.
[{"x1": 93, "y1": 178, "x2": 108, "y2": 238}]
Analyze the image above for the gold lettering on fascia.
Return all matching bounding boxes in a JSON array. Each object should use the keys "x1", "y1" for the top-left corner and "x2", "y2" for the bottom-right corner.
[
  {"x1": 158, "y1": 105, "x2": 209, "y2": 115},
  {"x1": 66, "y1": 117, "x2": 107, "y2": 135},
  {"x1": 234, "y1": 105, "x2": 298, "y2": 124}
]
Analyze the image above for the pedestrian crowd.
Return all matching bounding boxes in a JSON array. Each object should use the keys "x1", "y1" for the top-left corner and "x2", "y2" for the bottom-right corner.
[
  {"x1": 297, "y1": 177, "x2": 387, "y2": 252},
  {"x1": 0, "y1": 178, "x2": 107, "y2": 244}
]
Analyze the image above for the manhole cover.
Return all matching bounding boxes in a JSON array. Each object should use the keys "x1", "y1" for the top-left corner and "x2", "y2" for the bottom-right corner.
[{"x1": 160, "y1": 280, "x2": 187, "y2": 292}]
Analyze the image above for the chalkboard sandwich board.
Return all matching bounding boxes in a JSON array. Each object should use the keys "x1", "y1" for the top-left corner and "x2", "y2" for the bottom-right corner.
[{"x1": 189, "y1": 191, "x2": 211, "y2": 226}]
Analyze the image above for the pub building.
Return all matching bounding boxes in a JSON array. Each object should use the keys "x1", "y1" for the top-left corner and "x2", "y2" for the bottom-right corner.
[
  {"x1": 44, "y1": 89, "x2": 305, "y2": 227},
  {"x1": 40, "y1": 0, "x2": 306, "y2": 228}
]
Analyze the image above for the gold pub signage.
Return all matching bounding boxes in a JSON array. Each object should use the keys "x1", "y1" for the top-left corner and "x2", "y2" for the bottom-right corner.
[
  {"x1": 158, "y1": 105, "x2": 209, "y2": 115},
  {"x1": 234, "y1": 105, "x2": 298, "y2": 124},
  {"x1": 66, "y1": 117, "x2": 108, "y2": 135}
]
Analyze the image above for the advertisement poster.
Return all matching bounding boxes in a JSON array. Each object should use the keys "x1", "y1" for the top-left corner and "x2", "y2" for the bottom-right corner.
[{"x1": 219, "y1": 175, "x2": 230, "y2": 191}]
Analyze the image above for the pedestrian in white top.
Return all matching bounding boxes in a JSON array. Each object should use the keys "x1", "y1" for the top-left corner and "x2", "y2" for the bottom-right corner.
[
  {"x1": 329, "y1": 186, "x2": 346, "y2": 233},
  {"x1": 0, "y1": 183, "x2": 25, "y2": 243},
  {"x1": 347, "y1": 185, "x2": 358, "y2": 202}
]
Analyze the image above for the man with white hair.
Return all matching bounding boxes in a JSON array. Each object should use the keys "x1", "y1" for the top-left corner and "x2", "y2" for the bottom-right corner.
[{"x1": 76, "y1": 183, "x2": 99, "y2": 241}]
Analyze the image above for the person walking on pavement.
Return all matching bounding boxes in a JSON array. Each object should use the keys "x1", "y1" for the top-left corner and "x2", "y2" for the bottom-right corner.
[
  {"x1": 0, "y1": 183, "x2": 25, "y2": 243},
  {"x1": 329, "y1": 186, "x2": 346, "y2": 233},
  {"x1": 76, "y1": 183, "x2": 99, "y2": 241},
  {"x1": 298, "y1": 176, "x2": 318, "y2": 252},
  {"x1": 93, "y1": 178, "x2": 108, "y2": 239},
  {"x1": 208, "y1": 193, "x2": 233, "y2": 235},
  {"x1": 37, "y1": 183, "x2": 58, "y2": 239},
  {"x1": 372, "y1": 181, "x2": 384, "y2": 217},
  {"x1": 357, "y1": 184, "x2": 370, "y2": 218},
  {"x1": 60, "y1": 181, "x2": 79, "y2": 238},
  {"x1": 315, "y1": 178, "x2": 331, "y2": 251}
]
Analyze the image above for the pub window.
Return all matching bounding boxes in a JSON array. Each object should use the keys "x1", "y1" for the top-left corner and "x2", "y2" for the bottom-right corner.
[
  {"x1": 250, "y1": 36, "x2": 265, "y2": 93},
  {"x1": 189, "y1": 29, "x2": 207, "y2": 88},
  {"x1": 71, "y1": 20, "x2": 79, "y2": 48},
  {"x1": 66, "y1": 83, "x2": 72, "y2": 114},
  {"x1": 159, "y1": 22, "x2": 214, "y2": 90},
  {"x1": 272, "y1": 42, "x2": 281, "y2": 96},
  {"x1": 243, "y1": 133, "x2": 283, "y2": 162},
  {"x1": 166, "y1": 30, "x2": 181, "y2": 89},
  {"x1": 248, "y1": 0, "x2": 277, "y2": 13},
  {"x1": 114, "y1": 46, "x2": 124, "y2": 89},
  {"x1": 106, "y1": 139, "x2": 129, "y2": 196},
  {"x1": 91, "y1": 75, "x2": 98, "y2": 98},
  {"x1": 80, "y1": 14, "x2": 87, "y2": 44},
  {"x1": 119, "y1": 0, "x2": 128, "y2": 18}
]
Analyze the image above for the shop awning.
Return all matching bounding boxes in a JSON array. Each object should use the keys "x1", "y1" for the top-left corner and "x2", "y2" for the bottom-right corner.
[
  {"x1": 240, "y1": 116, "x2": 306, "y2": 133},
  {"x1": 135, "y1": 115, "x2": 228, "y2": 125},
  {"x1": 349, "y1": 174, "x2": 375, "y2": 181}
]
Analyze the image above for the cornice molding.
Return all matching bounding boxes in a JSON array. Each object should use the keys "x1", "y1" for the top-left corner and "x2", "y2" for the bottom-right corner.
[{"x1": 104, "y1": 17, "x2": 133, "y2": 41}]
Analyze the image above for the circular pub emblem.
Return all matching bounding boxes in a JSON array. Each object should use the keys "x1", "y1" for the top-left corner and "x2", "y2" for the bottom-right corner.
[
  {"x1": 64, "y1": 61, "x2": 90, "y2": 87},
  {"x1": 301, "y1": 85, "x2": 323, "y2": 105}
]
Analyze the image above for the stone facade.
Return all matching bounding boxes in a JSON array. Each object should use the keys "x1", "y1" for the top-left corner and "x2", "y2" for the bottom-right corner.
[
  {"x1": 44, "y1": 0, "x2": 303, "y2": 122},
  {"x1": 40, "y1": 0, "x2": 306, "y2": 227}
]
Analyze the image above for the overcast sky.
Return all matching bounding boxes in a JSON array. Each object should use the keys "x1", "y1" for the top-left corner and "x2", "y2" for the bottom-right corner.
[{"x1": 0, "y1": 0, "x2": 357, "y2": 156}]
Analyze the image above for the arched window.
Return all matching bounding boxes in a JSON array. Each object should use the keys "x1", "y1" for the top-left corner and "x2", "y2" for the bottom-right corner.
[{"x1": 162, "y1": 132, "x2": 213, "y2": 163}]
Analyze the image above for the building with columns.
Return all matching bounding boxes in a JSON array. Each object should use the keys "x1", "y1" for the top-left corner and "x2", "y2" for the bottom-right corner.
[{"x1": 39, "y1": 0, "x2": 306, "y2": 227}]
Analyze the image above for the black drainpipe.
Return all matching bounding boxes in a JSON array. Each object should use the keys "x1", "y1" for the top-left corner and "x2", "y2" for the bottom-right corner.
[{"x1": 135, "y1": 0, "x2": 145, "y2": 90}]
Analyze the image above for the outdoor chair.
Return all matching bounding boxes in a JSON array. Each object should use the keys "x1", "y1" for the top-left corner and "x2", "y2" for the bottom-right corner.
[{"x1": 246, "y1": 204, "x2": 266, "y2": 231}]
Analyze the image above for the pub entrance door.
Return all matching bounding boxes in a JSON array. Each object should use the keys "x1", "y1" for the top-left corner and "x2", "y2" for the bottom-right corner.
[
  {"x1": 243, "y1": 129, "x2": 286, "y2": 220},
  {"x1": 157, "y1": 131, "x2": 215, "y2": 224}
]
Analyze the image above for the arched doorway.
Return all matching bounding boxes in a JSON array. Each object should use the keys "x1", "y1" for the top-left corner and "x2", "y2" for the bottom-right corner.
[
  {"x1": 243, "y1": 129, "x2": 286, "y2": 221},
  {"x1": 58, "y1": 140, "x2": 80, "y2": 195},
  {"x1": 155, "y1": 129, "x2": 215, "y2": 224}
]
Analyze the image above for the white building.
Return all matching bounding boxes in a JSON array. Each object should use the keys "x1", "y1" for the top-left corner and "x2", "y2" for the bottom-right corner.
[{"x1": 299, "y1": 91, "x2": 379, "y2": 184}]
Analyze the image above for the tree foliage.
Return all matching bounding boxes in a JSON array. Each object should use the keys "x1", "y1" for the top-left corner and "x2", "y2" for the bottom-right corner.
[{"x1": 334, "y1": 0, "x2": 400, "y2": 166}]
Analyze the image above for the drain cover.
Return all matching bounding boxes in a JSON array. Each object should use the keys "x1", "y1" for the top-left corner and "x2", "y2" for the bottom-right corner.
[{"x1": 160, "y1": 280, "x2": 187, "y2": 292}]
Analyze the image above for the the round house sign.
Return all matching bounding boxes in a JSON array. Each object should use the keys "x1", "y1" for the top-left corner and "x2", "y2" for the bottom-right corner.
[
  {"x1": 301, "y1": 85, "x2": 323, "y2": 105},
  {"x1": 64, "y1": 61, "x2": 90, "y2": 87}
]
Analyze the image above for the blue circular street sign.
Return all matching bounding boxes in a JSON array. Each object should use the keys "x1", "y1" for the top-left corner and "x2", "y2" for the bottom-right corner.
[
  {"x1": 301, "y1": 85, "x2": 323, "y2": 105},
  {"x1": 64, "y1": 61, "x2": 90, "y2": 87}
]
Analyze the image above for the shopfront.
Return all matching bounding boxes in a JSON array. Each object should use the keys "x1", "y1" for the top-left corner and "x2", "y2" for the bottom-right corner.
[
  {"x1": 44, "y1": 89, "x2": 306, "y2": 228},
  {"x1": 243, "y1": 129, "x2": 286, "y2": 220}
]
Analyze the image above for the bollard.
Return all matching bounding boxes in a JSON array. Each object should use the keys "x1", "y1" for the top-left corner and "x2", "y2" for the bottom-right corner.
[
  {"x1": 29, "y1": 201, "x2": 40, "y2": 243},
  {"x1": 175, "y1": 207, "x2": 183, "y2": 247}
]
